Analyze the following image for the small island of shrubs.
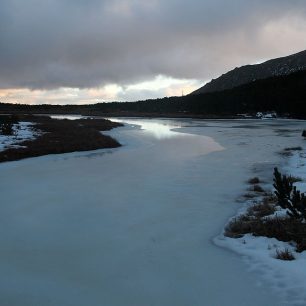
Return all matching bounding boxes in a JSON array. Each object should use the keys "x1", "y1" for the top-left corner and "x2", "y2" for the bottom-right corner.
[{"x1": 0, "y1": 115, "x2": 123, "y2": 162}]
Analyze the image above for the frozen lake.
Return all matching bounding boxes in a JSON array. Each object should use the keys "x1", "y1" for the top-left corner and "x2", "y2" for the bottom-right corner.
[{"x1": 0, "y1": 118, "x2": 305, "y2": 305}]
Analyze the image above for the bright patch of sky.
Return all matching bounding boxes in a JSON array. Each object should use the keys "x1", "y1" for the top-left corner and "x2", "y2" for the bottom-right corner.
[{"x1": 0, "y1": 76, "x2": 202, "y2": 105}]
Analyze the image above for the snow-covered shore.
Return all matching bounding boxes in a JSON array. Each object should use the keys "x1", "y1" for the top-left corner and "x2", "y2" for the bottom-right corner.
[
  {"x1": 0, "y1": 122, "x2": 39, "y2": 152},
  {"x1": 214, "y1": 143, "x2": 306, "y2": 306}
]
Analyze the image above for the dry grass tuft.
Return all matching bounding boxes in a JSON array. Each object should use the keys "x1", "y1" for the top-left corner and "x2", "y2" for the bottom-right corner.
[
  {"x1": 247, "y1": 199, "x2": 276, "y2": 218},
  {"x1": 227, "y1": 171, "x2": 306, "y2": 255},
  {"x1": 225, "y1": 212, "x2": 306, "y2": 252},
  {"x1": 243, "y1": 193, "x2": 257, "y2": 199},
  {"x1": 284, "y1": 146, "x2": 303, "y2": 151},
  {"x1": 248, "y1": 177, "x2": 260, "y2": 184},
  {"x1": 225, "y1": 191, "x2": 306, "y2": 252},
  {"x1": 275, "y1": 248, "x2": 295, "y2": 261},
  {"x1": 252, "y1": 184, "x2": 265, "y2": 193}
]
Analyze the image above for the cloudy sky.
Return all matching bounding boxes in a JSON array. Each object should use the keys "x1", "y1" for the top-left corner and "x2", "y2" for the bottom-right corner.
[{"x1": 1, "y1": 0, "x2": 306, "y2": 104}]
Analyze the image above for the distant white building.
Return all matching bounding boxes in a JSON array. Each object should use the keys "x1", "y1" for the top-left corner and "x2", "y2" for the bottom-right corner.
[{"x1": 256, "y1": 111, "x2": 277, "y2": 119}]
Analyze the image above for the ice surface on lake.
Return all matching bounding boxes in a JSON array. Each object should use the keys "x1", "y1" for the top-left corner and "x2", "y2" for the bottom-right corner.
[
  {"x1": 0, "y1": 118, "x2": 305, "y2": 305},
  {"x1": 111, "y1": 118, "x2": 184, "y2": 139}
]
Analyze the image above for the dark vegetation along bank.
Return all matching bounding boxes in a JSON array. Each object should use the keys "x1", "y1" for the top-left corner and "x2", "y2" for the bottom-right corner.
[
  {"x1": 0, "y1": 115, "x2": 123, "y2": 162},
  {"x1": 1, "y1": 69, "x2": 306, "y2": 118},
  {"x1": 226, "y1": 167, "x2": 306, "y2": 260}
]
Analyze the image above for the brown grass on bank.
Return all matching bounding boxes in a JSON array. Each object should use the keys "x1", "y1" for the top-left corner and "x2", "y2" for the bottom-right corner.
[
  {"x1": 284, "y1": 146, "x2": 303, "y2": 151},
  {"x1": 225, "y1": 195, "x2": 306, "y2": 253},
  {"x1": 247, "y1": 197, "x2": 276, "y2": 218},
  {"x1": 252, "y1": 184, "x2": 265, "y2": 193},
  {"x1": 248, "y1": 177, "x2": 260, "y2": 184},
  {"x1": 0, "y1": 116, "x2": 123, "y2": 162},
  {"x1": 243, "y1": 193, "x2": 258, "y2": 199},
  {"x1": 225, "y1": 198, "x2": 276, "y2": 238},
  {"x1": 275, "y1": 248, "x2": 295, "y2": 261}
]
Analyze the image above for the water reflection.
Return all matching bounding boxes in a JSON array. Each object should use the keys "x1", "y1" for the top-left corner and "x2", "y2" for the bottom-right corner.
[
  {"x1": 109, "y1": 118, "x2": 225, "y2": 158},
  {"x1": 110, "y1": 118, "x2": 183, "y2": 139},
  {"x1": 49, "y1": 116, "x2": 181, "y2": 139}
]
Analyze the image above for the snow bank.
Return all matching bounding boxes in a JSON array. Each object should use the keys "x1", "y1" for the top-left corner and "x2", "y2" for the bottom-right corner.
[
  {"x1": 215, "y1": 234, "x2": 306, "y2": 306},
  {"x1": 0, "y1": 122, "x2": 39, "y2": 152},
  {"x1": 214, "y1": 143, "x2": 306, "y2": 306}
]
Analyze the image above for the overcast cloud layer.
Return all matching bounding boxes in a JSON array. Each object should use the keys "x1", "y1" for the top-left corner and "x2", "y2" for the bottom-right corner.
[{"x1": 1, "y1": 0, "x2": 306, "y2": 102}]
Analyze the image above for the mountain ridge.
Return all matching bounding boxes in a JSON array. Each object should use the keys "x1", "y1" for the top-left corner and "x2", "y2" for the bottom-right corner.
[{"x1": 191, "y1": 49, "x2": 306, "y2": 95}]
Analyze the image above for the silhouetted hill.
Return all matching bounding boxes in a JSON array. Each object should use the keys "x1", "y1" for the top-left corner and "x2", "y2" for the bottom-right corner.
[
  {"x1": 192, "y1": 49, "x2": 306, "y2": 95},
  {"x1": 76, "y1": 69, "x2": 306, "y2": 117},
  {"x1": 185, "y1": 69, "x2": 306, "y2": 117}
]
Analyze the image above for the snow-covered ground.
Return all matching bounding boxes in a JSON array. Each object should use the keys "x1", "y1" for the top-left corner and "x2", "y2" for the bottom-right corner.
[
  {"x1": 0, "y1": 122, "x2": 39, "y2": 151},
  {"x1": 0, "y1": 118, "x2": 305, "y2": 306}
]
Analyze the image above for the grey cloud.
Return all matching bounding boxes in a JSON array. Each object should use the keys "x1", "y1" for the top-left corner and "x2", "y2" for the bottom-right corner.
[{"x1": 1, "y1": 0, "x2": 306, "y2": 89}]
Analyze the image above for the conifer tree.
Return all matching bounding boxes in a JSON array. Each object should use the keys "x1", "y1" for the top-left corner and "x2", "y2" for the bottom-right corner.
[{"x1": 273, "y1": 167, "x2": 306, "y2": 220}]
